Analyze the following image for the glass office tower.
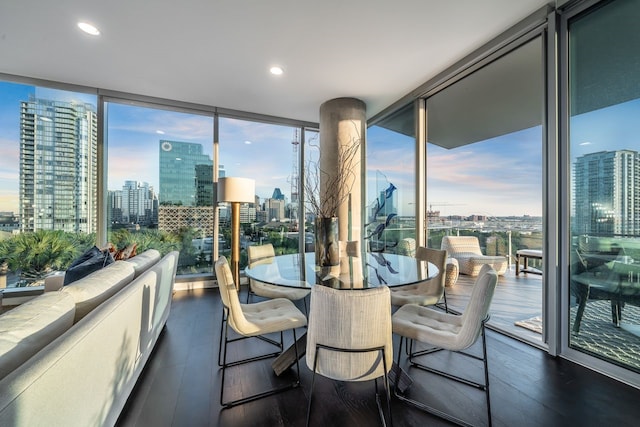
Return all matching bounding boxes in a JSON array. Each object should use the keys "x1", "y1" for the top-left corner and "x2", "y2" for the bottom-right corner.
[{"x1": 158, "y1": 140, "x2": 213, "y2": 206}]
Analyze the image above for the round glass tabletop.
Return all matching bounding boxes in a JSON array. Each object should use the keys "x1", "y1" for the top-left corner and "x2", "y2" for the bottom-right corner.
[{"x1": 244, "y1": 252, "x2": 438, "y2": 290}]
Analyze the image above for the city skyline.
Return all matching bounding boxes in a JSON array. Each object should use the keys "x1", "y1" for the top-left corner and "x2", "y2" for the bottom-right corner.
[{"x1": 2, "y1": 82, "x2": 640, "y2": 219}]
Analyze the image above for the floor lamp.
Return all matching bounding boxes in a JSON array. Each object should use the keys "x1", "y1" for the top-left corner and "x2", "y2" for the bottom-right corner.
[{"x1": 218, "y1": 177, "x2": 255, "y2": 289}]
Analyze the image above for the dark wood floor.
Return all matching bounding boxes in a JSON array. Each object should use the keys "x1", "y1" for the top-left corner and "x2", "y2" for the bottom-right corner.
[{"x1": 117, "y1": 287, "x2": 640, "y2": 427}]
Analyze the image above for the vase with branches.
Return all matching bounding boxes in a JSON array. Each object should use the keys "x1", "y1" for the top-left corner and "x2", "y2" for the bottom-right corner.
[{"x1": 304, "y1": 123, "x2": 361, "y2": 266}]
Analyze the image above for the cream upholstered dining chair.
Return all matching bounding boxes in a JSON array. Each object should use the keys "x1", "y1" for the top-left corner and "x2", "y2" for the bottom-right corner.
[
  {"x1": 390, "y1": 246, "x2": 449, "y2": 312},
  {"x1": 306, "y1": 285, "x2": 393, "y2": 427},
  {"x1": 246, "y1": 244, "x2": 310, "y2": 313},
  {"x1": 392, "y1": 264, "x2": 498, "y2": 427},
  {"x1": 215, "y1": 256, "x2": 307, "y2": 408}
]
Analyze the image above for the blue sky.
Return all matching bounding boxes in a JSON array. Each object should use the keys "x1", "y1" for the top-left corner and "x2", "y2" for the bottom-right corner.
[{"x1": 2, "y1": 80, "x2": 639, "y2": 218}]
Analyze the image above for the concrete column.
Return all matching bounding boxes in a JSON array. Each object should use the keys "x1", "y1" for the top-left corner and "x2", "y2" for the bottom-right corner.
[{"x1": 319, "y1": 97, "x2": 366, "y2": 246}]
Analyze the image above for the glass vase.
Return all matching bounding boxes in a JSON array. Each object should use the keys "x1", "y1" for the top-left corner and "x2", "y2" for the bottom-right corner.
[{"x1": 315, "y1": 216, "x2": 339, "y2": 267}]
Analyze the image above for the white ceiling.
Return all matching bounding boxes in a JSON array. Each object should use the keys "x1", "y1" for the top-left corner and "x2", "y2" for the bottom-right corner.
[{"x1": 0, "y1": 0, "x2": 550, "y2": 124}]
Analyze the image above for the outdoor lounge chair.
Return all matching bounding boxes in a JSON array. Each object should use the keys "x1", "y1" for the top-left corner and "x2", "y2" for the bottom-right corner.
[{"x1": 441, "y1": 236, "x2": 507, "y2": 276}]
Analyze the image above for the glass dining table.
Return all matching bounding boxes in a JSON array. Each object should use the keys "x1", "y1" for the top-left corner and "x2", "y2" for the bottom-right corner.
[
  {"x1": 244, "y1": 250, "x2": 439, "y2": 385},
  {"x1": 244, "y1": 251, "x2": 438, "y2": 290}
]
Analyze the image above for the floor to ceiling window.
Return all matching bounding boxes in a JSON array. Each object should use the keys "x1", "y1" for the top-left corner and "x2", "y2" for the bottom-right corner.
[
  {"x1": 366, "y1": 104, "x2": 417, "y2": 255},
  {"x1": 303, "y1": 128, "x2": 320, "y2": 253},
  {"x1": 567, "y1": 0, "x2": 640, "y2": 373},
  {"x1": 217, "y1": 117, "x2": 302, "y2": 271},
  {"x1": 105, "y1": 101, "x2": 214, "y2": 276},
  {"x1": 425, "y1": 36, "x2": 545, "y2": 343},
  {"x1": 0, "y1": 82, "x2": 98, "y2": 288}
]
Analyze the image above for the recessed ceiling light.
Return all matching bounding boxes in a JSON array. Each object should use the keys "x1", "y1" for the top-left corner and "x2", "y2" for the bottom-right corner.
[
  {"x1": 78, "y1": 22, "x2": 100, "y2": 36},
  {"x1": 270, "y1": 66, "x2": 284, "y2": 76}
]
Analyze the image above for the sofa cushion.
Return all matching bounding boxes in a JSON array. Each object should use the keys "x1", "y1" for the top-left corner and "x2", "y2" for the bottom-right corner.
[
  {"x1": 61, "y1": 261, "x2": 135, "y2": 323},
  {"x1": 125, "y1": 249, "x2": 162, "y2": 278},
  {"x1": 0, "y1": 291, "x2": 75, "y2": 380}
]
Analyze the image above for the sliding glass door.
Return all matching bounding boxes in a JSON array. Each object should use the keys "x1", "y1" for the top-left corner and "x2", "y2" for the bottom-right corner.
[
  {"x1": 566, "y1": 0, "x2": 640, "y2": 373},
  {"x1": 425, "y1": 36, "x2": 545, "y2": 344}
]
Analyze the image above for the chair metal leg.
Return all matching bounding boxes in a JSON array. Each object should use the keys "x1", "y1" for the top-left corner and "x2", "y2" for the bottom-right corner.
[
  {"x1": 306, "y1": 347, "x2": 320, "y2": 427},
  {"x1": 217, "y1": 308, "x2": 227, "y2": 366},
  {"x1": 393, "y1": 334, "x2": 473, "y2": 427},
  {"x1": 394, "y1": 322, "x2": 492, "y2": 427},
  {"x1": 307, "y1": 343, "x2": 391, "y2": 426},
  {"x1": 380, "y1": 349, "x2": 393, "y2": 427},
  {"x1": 481, "y1": 323, "x2": 492, "y2": 427},
  {"x1": 220, "y1": 321, "x2": 301, "y2": 408}
]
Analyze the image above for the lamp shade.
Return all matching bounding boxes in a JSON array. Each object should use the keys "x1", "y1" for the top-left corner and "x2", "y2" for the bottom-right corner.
[{"x1": 218, "y1": 177, "x2": 255, "y2": 203}]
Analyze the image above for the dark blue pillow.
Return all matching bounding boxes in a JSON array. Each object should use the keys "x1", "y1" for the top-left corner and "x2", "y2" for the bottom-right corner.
[{"x1": 63, "y1": 246, "x2": 114, "y2": 285}]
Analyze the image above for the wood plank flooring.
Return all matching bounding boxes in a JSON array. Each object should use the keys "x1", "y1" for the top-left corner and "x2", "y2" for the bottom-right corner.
[
  {"x1": 117, "y1": 287, "x2": 640, "y2": 427},
  {"x1": 447, "y1": 269, "x2": 544, "y2": 344}
]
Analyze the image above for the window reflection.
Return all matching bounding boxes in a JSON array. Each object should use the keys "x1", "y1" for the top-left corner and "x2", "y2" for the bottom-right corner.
[
  {"x1": 568, "y1": 0, "x2": 640, "y2": 373},
  {"x1": 366, "y1": 123, "x2": 416, "y2": 254}
]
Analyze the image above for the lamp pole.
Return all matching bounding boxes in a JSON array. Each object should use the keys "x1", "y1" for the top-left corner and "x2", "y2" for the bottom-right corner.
[
  {"x1": 230, "y1": 201, "x2": 241, "y2": 289},
  {"x1": 218, "y1": 177, "x2": 255, "y2": 291}
]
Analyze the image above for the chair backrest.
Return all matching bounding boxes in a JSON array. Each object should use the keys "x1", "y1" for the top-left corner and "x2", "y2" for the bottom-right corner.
[
  {"x1": 247, "y1": 243, "x2": 275, "y2": 267},
  {"x1": 215, "y1": 256, "x2": 257, "y2": 335},
  {"x1": 306, "y1": 285, "x2": 392, "y2": 382},
  {"x1": 441, "y1": 236, "x2": 483, "y2": 256},
  {"x1": 415, "y1": 247, "x2": 447, "y2": 296},
  {"x1": 456, "y1": 264, "x2": 498, "y2": 350},
  {"x1": 247, "y1": 243, "x2": 276, "y2": 287}
]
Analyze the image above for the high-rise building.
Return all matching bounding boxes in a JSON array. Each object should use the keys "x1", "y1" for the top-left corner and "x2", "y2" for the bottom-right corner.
[
  {"x1": 108, "y1": 190, "x2": 124, "y2": 225},
  {"x1": 272, "y1": 188, "x2": 285, "y2": 201},
  {"x1": 195, "y1": 164, "x2": 213, "y2": 206},
  {"x1": 159, "y1": 140, "x2": 212, "y2": 206},
  {"x1": 19, "y1": 97, "x2": 97, "y2": 233},
  {"x1": 267, "y1": 198, "x2": 285, "y2": 221},
  {"x1": 573, "y1": 150, "x2": 640, "y2": 236},
  {"x1": 377, "y1": 189, "x2": 396, "y2": 218},
  {"x1": 121, "y1": 181, "x2": 157, "y2": 226}
]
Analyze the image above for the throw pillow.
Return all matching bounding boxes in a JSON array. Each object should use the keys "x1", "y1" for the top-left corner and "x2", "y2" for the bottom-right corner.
[
  {"x1": 63, "y1": 246, "x2": 115, "y2": 286},
  {"x1": 114, "y1": 243, "x2": 137, "y2": 260}
]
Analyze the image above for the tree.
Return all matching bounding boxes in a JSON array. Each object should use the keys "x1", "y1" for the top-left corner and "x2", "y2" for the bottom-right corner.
[{"x1": 0, "y1": 230, "x2": 80, "y2": 284}]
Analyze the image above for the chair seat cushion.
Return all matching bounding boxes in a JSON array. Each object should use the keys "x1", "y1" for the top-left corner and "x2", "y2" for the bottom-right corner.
[
  {"x1": 455, "y1": 254, "x2": 507, "y2": 276},
  {"x1": 392, "y1": 304, "x2": 466, "y2": 350},
  {"x1": 390, "y1": 285, "x2": 441, "y2": 307},
  {"x1": 251, "y1": 280, "x2": 310, "y2": 301},
  {"x1": 232, "y1": 298, "x2": 307, "y2": 336}
]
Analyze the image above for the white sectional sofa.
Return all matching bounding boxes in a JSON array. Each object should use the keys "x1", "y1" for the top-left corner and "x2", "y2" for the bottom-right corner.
[{"x1": 0, "y1": 249, "x2": 179, "y2": 427}]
